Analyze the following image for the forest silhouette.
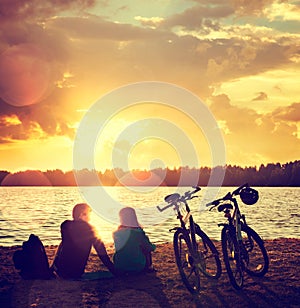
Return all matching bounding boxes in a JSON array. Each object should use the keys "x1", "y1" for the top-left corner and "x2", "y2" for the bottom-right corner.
[{"x1": 0, "y1": 160, "x2": 299, "y2": 187}]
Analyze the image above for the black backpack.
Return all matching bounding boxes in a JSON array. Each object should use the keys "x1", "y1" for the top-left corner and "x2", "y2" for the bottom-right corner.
[{"x1": 13, "y1": 234, "x2": 54, "y2": 280}]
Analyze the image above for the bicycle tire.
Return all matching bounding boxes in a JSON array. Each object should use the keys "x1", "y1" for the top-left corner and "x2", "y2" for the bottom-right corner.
[
  {"x1": 221, "y1": 225, "x2": 244, "y2": 289},
  {"x1": 173, "y1": 229, "x2": 200, "y2": 293},
  {"x1": 241, "y1": 224, "x2": 269, "y2": 277},
  {"x1": 194, "y1": 226, "x2": 222, "y2": 279}
]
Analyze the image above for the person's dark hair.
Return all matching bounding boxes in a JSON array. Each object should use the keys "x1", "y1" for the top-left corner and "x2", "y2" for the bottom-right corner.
[
  {"x1": 119, "y1": 207, "x2": 141, "y2": 228},
  {"x1": 72, "y1": 203, "x2": 90, "y2": 220}
]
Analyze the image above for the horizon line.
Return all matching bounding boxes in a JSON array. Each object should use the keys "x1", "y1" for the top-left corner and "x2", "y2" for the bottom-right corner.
[{"x1": 1, "y1": 159, "x2": 299, "y2": 174}]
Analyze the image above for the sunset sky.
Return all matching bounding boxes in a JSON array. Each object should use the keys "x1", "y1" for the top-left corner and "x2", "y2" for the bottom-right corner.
[{"x1": 0, "y1": 0, "x2": 299, "y2": 173}]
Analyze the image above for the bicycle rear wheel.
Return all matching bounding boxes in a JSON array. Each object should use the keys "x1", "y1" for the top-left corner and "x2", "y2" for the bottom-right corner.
[
  {"x1": 194, "y1": 226, "x2": 222, "y2": 279},
  {"x1": 221, "y1": 225, "x2": 243, "y2": 289},
  {"x1": 241, "y1": 224, "x2": 269, "y2": 277},
  {"x1": 173, "y1": 229, "x2": 200, "y2": 293}
]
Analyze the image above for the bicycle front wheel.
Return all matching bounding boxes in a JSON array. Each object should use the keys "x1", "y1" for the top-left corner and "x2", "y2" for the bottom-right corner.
[
  {"x1": 221, "y1": 225, "x2": 244, "y2": 289},
  {"x1": 173, "y1": 229, "x2": 200, "y2": 293},
  {"x1": 241, "y1": 224, "x2": 269, "y2": 277},
  {"x1": 194, "y1": 227, "x2": 222, "y2": 279}
]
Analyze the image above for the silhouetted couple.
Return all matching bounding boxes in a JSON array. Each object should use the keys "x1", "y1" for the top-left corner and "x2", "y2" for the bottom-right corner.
[{"x1": 51, "y1": 203, "x2": 156, "y2": 279}]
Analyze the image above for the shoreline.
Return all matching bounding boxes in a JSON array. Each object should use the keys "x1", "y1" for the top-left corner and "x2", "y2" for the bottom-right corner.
[{"x1": 1, "y1": 238, "x2": 300, "y2": 307}]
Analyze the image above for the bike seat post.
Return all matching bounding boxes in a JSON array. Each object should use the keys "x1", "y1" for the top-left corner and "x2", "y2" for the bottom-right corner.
[{"x1": 241, "y1": 214, "x2": 246, "y2": 224}]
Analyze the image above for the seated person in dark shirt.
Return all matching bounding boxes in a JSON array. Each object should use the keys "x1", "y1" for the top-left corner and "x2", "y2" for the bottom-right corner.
[{"x1": 51, "y1": 203, "x2": 115, "y2": 279}]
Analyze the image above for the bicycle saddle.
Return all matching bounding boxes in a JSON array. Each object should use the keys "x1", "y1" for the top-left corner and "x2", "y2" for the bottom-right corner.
[
  {"x1": 164, "y1": 193, "x2": 180, "y2": 203},
  {"x1": 218, "y1": 203, "x2": 233, "y2": 212}
]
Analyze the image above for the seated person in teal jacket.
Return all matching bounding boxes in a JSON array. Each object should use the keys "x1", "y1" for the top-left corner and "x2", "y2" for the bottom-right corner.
[{"x1": 113, "y1": 207, "x2": 156, "y2": 274}]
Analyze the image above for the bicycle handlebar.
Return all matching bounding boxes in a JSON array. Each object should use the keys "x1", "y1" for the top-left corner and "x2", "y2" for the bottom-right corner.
[
  {"x1": 157, "y1": 186, "x2": 201, "y2": 212},
  {"x1": 183, "y1": 185, "x2": 201, "y2": 200},
  {"x1": 206, "y1": 183, "x2": 249, "y2": 210},
  {"x1": 232, "y1": 183, "x2": 249, "y2": 196}
]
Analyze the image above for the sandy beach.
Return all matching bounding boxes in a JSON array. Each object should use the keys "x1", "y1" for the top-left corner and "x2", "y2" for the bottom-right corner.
[{"x1": 0, "y1": 238, "x2": 299, "y2": 307}]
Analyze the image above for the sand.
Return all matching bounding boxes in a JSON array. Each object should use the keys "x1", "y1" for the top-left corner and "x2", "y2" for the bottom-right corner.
[{"x1": 0, "y1": 238, "x2": 299, "y2": 307}]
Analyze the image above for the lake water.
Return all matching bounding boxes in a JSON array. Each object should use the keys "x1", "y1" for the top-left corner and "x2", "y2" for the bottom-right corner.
[{"x1": 0, "y1": 186, "x2": 299, "y2": 247}]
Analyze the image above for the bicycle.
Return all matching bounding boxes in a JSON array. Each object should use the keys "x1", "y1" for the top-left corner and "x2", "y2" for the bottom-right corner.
[
  {"x1": 157, "y1": 186, "x2": 222, "y2": 294},
  {"x1": 206, "y1": 183, "x2": 269, "y2": 290}
]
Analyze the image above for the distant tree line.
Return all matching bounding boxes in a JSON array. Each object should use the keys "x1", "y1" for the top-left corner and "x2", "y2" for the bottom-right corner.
[{"x1": 0, "y1": 160, "x2": 299, "y2": 186}]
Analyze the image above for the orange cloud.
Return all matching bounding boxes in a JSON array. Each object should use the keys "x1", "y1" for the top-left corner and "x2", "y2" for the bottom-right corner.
[
  {"x1": 272, "y1": 102, "x2": 300, "y2": 122},
  {"x1": 0, "y1": 0, "x2": 96, "y2": 21},
  {"x1": 231, "y1": 0, "x2": 275, "y2": 16},
  {"x1": 210, "y1": 94, "x2": 300, "y2": 165}
]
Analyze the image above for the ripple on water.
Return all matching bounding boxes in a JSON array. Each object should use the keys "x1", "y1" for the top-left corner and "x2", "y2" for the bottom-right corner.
[{"x1": 0, "y1": 186, "x2": 299, "y2": 246}]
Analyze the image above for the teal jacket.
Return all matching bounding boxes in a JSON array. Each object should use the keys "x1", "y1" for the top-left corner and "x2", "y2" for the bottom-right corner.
[{"x1": 113, "y1": 226, "x2": 156, "y2": 273}]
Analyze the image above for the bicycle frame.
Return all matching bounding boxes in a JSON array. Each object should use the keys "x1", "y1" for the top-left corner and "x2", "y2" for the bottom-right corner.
[
  {"x1": 228, "y1": 198, "x2": 253, "y2": 246},
  {"x1": 157, "y1": 186, "x2": 201, "y2": 252},
  {"x1": 170, "y1": 199, "x2": 199, "y2": 254},
  {"x1": 211, "y1": 184, "x2": 250, "y2": 243},
  {"x1": 223, "y1": 198, "x2": 243, "y2": 241}
]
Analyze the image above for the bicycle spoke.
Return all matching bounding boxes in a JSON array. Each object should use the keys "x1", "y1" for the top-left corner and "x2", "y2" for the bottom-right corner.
[
  {"x1": 174, "y1": 230, "x2": 200, "y2": 293},
  {"x1": 222, "y1": 226, "x2": 243, "y2": 289},
  {"x1": 241, "y1": 225, "x2": 269, "y2": 276},
  {"x1": 194, "y1": 228, "x2": 221, "y2": 279}
]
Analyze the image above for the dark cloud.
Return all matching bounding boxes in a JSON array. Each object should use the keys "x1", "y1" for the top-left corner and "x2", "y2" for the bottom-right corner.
[
  {"x1": 0, "y1": 1, "x2": 81, "y2": 140},
  {"x1": 0, "y1": 0, "x2": 96, "y2": 21},
  {"x1": 230, "y1": 0, "x2": 278, "y2": 16},
  {"x1": 0, "y1": 86, "x2": 75, "y2": 144},
  {"x1": 161, "y1": 4, "x2": 234, "y2": 30},
  {"x1": 272, "y1": 102, "x2": 300, "y2": 122},
  {"x1": 204, "y1": 36, "x2": 297, "y2": 84},
  {"x1": 48, "y1": 15, "x2": 170, "y2": 41},
  {"x1": 159, "y1": 0, "x2": 280, "y2": 30},
  {"x1": 0, "y1": 101, "x2": 32, "y2": 142},
  {"x1": 252, "y1": 92, "x2": 268, "y2": 101}
]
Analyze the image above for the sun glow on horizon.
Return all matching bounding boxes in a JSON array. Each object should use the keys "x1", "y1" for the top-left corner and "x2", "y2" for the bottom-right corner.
[{"x1": 92, "y1": 102, "x2": 212, "y2": 172}]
